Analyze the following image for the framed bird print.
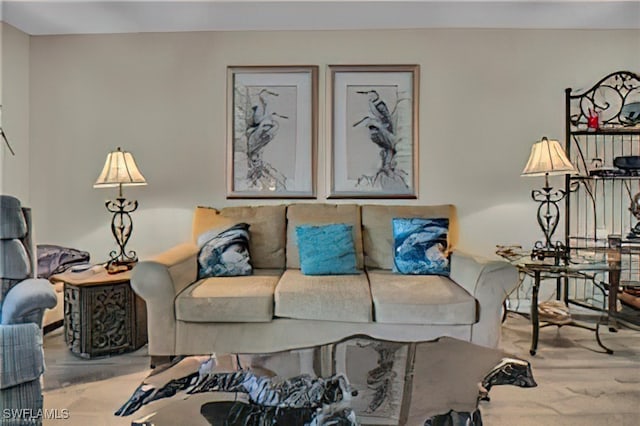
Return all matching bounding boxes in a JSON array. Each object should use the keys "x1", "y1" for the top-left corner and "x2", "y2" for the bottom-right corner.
[
  {"x1": 328, "y1": 65, "x2": 419, "y2": 198},
  {"x1": 227, "y1": 66, "x2": 318, "y2": 198}
]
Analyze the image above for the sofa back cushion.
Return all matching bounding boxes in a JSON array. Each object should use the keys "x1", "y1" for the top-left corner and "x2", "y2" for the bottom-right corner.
[
  {"x1": 286, "y1": 204, "x2": 364, "y2": 269},
  {"x1": 192, "y1": 205, "x2": 287, "y2": 269},
  {"x1": 361, "y1": 204, "x2": 457, "y2": 270}
]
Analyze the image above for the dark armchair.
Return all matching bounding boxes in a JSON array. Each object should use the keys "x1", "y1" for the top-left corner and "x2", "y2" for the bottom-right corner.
[{"x1": 1, "y1": 195, "x2": 57, "y2": 424}]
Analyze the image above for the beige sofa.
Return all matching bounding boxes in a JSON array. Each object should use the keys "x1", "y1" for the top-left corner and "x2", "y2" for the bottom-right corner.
[{"x1": 131, "y1": 204, "x2": 518, "y2": 359}]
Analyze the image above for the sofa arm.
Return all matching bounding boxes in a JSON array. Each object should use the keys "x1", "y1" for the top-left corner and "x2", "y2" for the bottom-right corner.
[
  {"x1": 0, "y1": 323, "x2": 45, "y2": 390},
  {"x1": 450, "y1": 251, "x2": 519, "y2": 348},
  {"x1": 1, "y1": 278, "x2": 57, "y2": 326},
  {"x1": 131, "y1": 243, "x2": 199, "y2": 356}
]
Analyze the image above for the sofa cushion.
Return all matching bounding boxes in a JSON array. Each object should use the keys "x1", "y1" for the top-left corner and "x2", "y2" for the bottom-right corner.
[
  {"x1": 296, "y1": 224, "x2": 358, "y2": 275},
  {"x1": 368, "y1": 270, "x2": 476, "y2": 325},
  {"x1": 176, "y1": 269, "x2": 281, "y2": 323},
  {"x1": 362, "y1": 204, "x2": 456, "y2": 270},
  {"x1": 286, "y1": 204, "x2": 364, "y2": 269},
  {"x1": 192, "y1": 205, "x2": 286, "y2": 269},
  {"x1": 274, "y1": 269, "x2": 372, "y2": 322}
]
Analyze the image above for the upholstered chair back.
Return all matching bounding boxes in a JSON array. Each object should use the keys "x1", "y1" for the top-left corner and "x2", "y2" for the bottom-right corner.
[{"x1": 0, "y1": 195, "x2": 34, "y2": 318}]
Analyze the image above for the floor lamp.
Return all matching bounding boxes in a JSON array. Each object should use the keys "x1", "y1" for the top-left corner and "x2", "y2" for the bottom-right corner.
[{"x1": 94, "y1": 147, "x2": 147, "y2": 272}]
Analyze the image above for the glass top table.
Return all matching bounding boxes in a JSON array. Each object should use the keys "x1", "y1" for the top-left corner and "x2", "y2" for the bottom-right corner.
[
  {"x1": 521, "y1": 262, "x2": 615, "y2": 355},
  {"x1": 497, "y1": 246, "x2": 617, "y2": 355}
]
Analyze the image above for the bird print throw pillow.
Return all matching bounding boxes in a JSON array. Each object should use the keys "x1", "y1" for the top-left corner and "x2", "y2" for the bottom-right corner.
[
  {"x1": 392, "y1": 218, "x2": 450, "y2": 276},
  {"x1": 198, "y1": 223, "x2": 253, "y2": 278}
]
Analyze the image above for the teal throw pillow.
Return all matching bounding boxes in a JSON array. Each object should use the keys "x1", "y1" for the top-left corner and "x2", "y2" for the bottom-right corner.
[
  {"x1": 198, "y1": 223, "x2": 252, "y2": 278},
  {"x1": 392, "y1": 218, "x2": 450, "y2": 276},
  {"x1": 296, "y1": 223, "x2": 358, "y2": 276}
]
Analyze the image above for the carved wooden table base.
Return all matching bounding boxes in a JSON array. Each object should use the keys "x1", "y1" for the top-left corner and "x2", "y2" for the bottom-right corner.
[{"x1": 57, "y1": 267, "x2": 147, "y2": 359}]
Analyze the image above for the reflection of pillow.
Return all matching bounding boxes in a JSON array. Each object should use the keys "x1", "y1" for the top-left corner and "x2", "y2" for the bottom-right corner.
[
  {"x1": 392, "y1": 218, "x2": 450, "y2": 276},
  {"x1": 198, "y1": 223, "x2": 252, "y2": 278},
  {"x1": 296, "y1": 224, "x2": 358, "y2": 276}
]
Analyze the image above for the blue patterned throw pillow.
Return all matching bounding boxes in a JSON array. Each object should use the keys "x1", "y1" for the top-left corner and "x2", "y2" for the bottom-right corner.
[
  {"x1": 198, "y1": 223, "x2": 252, "y2": 278},
  {"x1": 296, "y1": 223, "x2": 358, "y2": 276},
  {"x1": 392, "y1": 218, "x2": 450, "y2": 276}
]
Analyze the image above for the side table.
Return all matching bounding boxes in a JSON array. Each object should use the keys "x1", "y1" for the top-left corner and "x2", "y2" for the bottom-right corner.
[
  {"x1": 519, "y1": 263, "x2": 613, "y2": 356},
  {"x1": 50, "y1": 265, "x2": 147, "y2": 359}
]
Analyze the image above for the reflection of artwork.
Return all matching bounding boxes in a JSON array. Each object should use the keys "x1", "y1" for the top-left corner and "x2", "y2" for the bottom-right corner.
[
  {"x1": 334, "y1": 338, "x2": 411, "y2": 425},
  {"x1": 349, "y1": 87, "x2": 409, "y2": 190},
  {"x1": 227, "y1": 66, "x2": 317, "y2": 199},
  {"x1": 330, "y1": 65, "x2": 418, "y2": 198}
]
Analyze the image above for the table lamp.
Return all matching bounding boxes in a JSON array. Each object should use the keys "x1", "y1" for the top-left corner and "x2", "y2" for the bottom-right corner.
[
  {"x1": 94, "y1": 147, "x2": 147, "y2": 271},
  {"x1": 522, "y1": 136, "x2": 577, "y2": 261}
]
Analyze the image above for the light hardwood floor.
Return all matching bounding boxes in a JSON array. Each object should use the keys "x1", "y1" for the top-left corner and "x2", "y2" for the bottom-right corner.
[{"x1": 41, "y1": 313, "x2": 640, "y2": 425}]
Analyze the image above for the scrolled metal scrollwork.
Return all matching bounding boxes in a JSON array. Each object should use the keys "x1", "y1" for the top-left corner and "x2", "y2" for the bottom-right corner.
[
  {"x1": 105, "y1": 197, "x2": 139, "y2": 267},
  {"x1": 91, "y1": 285, "x2": 129, "y2": 350},
  {"x1": 569, "y1": 71, "x2": 640, "y2": 128},
  {"x1": 568, "y1": 179, "x2": 581, "y2": 193},
  {"x1": 530, "y1": 185, "x2": 569, "y2": 261}
]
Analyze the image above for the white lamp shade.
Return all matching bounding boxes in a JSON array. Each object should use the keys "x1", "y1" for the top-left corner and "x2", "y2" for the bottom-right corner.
[
  {"x1": 94, "y1": 147, "x2": 147, "y2": 188},
  {"x1": 521, "y1": 137, "x2": 577, "y2": 177}
]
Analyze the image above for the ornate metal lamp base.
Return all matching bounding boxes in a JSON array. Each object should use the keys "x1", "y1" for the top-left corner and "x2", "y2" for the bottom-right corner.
[
  {"x1": 104, "y1": 197, "x2": 139, "y2": 273},
  {"x1": 530, "y1": 177, "x2": 569, "y2": 263},
  {"x1": 531, "y1": 241, "x2": 569, "y2": 264}
]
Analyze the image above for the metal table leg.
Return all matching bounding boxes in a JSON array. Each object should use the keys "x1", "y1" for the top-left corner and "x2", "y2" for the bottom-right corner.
[{"x1": 530, "y1": 270, "x2": 540, "y2": 356}]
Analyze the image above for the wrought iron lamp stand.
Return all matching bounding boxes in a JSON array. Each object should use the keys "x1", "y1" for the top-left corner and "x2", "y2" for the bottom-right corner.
[
  {"x1": 530, "y1": 173, "x2": 569, "y2": 264},
  {"x1": 105, "y1": 184, "x2": 139, "y2": 271}
]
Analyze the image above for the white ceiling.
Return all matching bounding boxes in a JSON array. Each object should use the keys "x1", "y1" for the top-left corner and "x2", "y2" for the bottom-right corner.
[{"x1": 1, "y1": 1, "x2": 639, "y2": 35}]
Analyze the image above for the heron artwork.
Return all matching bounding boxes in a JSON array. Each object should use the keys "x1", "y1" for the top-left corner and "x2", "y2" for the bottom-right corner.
[
  {"x1": 243, "y1": 88, "x2": 288, "y2": 191},
  {"x1": 352, "y1": 89, "x2": 409, "y2": 190}
]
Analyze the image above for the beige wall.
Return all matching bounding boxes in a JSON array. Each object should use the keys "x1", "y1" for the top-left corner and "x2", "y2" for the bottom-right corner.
[
  {"x1": 0, "y1": 23, "x2": 30, "y2": 203},
  {"x1": 26, "y1": 29, "x2": 640, "y2": 261}
]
